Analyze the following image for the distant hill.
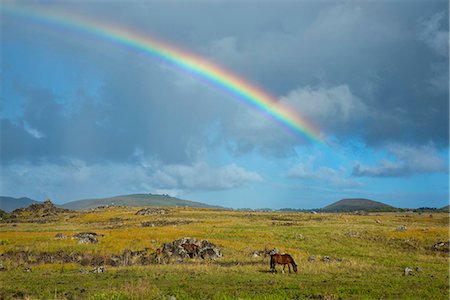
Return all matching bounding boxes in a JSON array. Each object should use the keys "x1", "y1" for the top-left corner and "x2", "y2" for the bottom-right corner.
[
  {"x1": 61, "y1": 193, "x2": 220, "y2": 210},
  {"x1": 440, "y1": 205, "x2": 449, "y2": 211},
  {"x1": 322, "y1": 198, "x2": 395, "y2": 212},
  {"x1": 0, "y1": 196, "x2": 40, "y2": 212}
]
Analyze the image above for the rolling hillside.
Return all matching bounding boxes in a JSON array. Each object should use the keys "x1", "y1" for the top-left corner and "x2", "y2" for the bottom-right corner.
[
  {"x1": 322, "y1": 198, "x2": 395, "y2": 212},
  {"x1": 0, "y1": 196, "x2": 40, "y2": 212},
  {"x1": 440, "y1": 205, "x2": 449, "y2": 211},
  {"x1": 61, "y1": 193, "x2": 221, "y2": 210}
]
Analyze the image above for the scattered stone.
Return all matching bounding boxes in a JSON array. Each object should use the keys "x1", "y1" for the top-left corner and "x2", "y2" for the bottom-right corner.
[
  {"x1": 151, "y1": 239, "x2": 157, "y2": 243},
  {"x1": 432, "y1": 241, "x2": 449, "y2": 252},
  {"x1": 308, "y1": 256, "x2": 316, "y2": 262},
  {"x1": 54, "y1": 233, "x2": 67, "y2": 240},
  {"x1": 396, "y1": 225, "x2": 407, "y2": 232},
  {"x1": 322, "y1": 256, "x2": 331, "y2": 263},
  {"x1": 0, "y1": 262, "x2": 6, "y2": 271},
  {"x1": 73, "y1": 232, "x2": 103, "y2": 244},
  {"x1": 251, "y1": 251, "x2": 261, "y2": 258},
  {"x1": 169, "y1": 296, "x2": 177, "y2": 300},
  {"x1": 141, "y1": 222, "x2": 155, "y2": 227},
  {"x1": 415, "y1": 267, "x2": 422, "y2": 273},
  {"x1": 78, "y1": 236, "x2": 98, "y2": 244},
  {"x1": 294, "y1": 233, "x2": 305, "y2": 240},
  {"x1": 135, "y1": 208, "x2": 170, "y2": 216},
  {"x1": 91, "y1": 266, "x2": 106, "y2": 273},
  {"x1": 23, "y1": 266, "x2": 32, "y2": 272},
  {"x1": 344, "y1": 231, "x2": 359, "y2": 238},
  {"x1": 404, "y1": 267, "x2": 413, "y2": 276},
  {"x1": 375, "y1": 219, "x2": 382, "y2": 224}
]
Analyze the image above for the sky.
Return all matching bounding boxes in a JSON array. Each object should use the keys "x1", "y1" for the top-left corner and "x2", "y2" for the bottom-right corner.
[{"x1": 1, "y1": 0, "x2": 448, "y2": 209}]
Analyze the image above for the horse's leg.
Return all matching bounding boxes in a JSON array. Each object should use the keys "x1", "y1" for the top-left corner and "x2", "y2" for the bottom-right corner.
[
  {"x1": 282, "y1": 264, "x2": 285, "y2": 274},
  {"x1": 288, "y1": 263, "x2": 291, "y2": 273}
]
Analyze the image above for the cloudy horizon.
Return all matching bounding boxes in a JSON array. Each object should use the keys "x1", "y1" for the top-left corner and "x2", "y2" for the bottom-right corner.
[{"x1": 1, "y1": 1, "x2": 448, "y2": 209}]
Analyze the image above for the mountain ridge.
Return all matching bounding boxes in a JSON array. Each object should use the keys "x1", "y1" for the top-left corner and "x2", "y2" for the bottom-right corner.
[
  {"x1": 61, "y1": 193, "x2": 221, "y2": 210},
  {"x1": 322, "y1": 198, "x2": 395, "y2": 212},
  {"x1": 0, "y1": 196, "x2": 41, "y2": 212}
]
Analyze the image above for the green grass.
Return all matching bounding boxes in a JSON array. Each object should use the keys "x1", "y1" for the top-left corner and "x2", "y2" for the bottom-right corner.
[{"x1": 0, "y1": 208, "x2": 448, "y2": 299}]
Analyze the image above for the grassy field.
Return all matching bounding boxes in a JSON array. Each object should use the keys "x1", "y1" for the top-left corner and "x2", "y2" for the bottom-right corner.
[{"x1": 0, "y1": 206, "x2": 448, "y2": 299}]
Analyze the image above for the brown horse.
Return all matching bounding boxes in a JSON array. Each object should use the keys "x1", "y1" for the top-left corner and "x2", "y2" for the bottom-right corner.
[{"x1": 270, "y1": 253, "x2": 297, "y2": 273}]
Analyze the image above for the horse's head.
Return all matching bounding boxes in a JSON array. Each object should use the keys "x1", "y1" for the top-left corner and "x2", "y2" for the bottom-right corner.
[{"x1": 269, "y1": 254, "x2": 276, "y2": 269}]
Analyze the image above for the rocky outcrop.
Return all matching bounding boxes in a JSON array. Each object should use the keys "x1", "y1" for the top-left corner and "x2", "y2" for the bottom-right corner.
[
  {"x1": 72, "y1": 232, "x2": 104, "y2": 244},
  {"x1": 135, "y1": 208, "x2": 170, "y2": 215},
  {"x1": 11, "y1": 200, "x2": 70, "y2": 216},
  {"x1": 159, "y1": 237, "x2": 222, "y2": 262}
]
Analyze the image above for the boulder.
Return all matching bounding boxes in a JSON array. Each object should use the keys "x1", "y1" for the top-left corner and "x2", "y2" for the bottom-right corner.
[
  {"x1": 72, "y1": 232, "x2": 103, "y2": 244},
  {"x1": 160, "y1": 237, "x2": 222, "y2": 262},
  {"x1": 432, "y1": 241, "x2": 449, "y2": 252},
  {"x1": 404, "y1": 267, "x2": 413, "y2": 276}
]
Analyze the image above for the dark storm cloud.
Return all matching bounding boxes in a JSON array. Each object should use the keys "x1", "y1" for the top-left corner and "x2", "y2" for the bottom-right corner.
[{"x1": 1, "y1": 0, "x2": 448, "y2": 166}]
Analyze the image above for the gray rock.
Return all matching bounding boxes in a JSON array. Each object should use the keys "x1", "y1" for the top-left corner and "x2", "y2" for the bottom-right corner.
[
  {"x1": 294, "y1": 233, "x2": 305, "y2": 240},
  {"x1": 135, "y1": 208, "x2": 170, "y2": 215},
  {"x1": 308, "y1": 256, "x2": 316, "y2": 262},
  {"x1": 160, "y1": 237, "x2": 222, "y2": 261},
  {"x1": 91, "y1": 266, "x2": 106, "y2": 273},
  {"x1": 404, "y1": 267, "x2": 413, "y2": 276},
  {"x1": 432, "y1": 241, "x2": 449, "y2": 252},
  {"x1": 73, "y1": 232, "x2": 102, "y2": 244},
  {"x1": 322, "y1": 256, "x2": 330, "y2": 262},
  {"x1": 396, "y1": 225, "x2": 407, "y2": 232},
  {"x1": 54, "y1": 233, "x2": 67, "y2": 240}
]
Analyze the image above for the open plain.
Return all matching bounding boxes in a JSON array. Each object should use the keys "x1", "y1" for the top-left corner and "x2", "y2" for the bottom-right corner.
[{"x1": 0, "y1": 206, "x2": 448, "y2": 299}]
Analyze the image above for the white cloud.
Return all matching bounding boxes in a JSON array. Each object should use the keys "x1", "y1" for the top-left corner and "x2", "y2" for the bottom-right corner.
[
  {"x1": 287, "y1": 158, "x2": 362, "y2": 188},
  {"x1": 419, "y1": 11, "x2": 449, "y2": 57},
  {"x1": 223, "y1": 84, "x2": 367, "y2": 150},
  {"x1": 23, "y1": 122, "x2": 45, "y2": 139},
  {"x1": 0, "y1": 158, "x2": 263, "y2": 202},
  {"x1": 280, "y1": 85, "x2": 367, "y2": 125},
  {"x1": 151, "y1": 162, "x2": 263, "y2": 190},
  {"x1": 353, "y1": 143, "x2": 447, "y2": 177}
]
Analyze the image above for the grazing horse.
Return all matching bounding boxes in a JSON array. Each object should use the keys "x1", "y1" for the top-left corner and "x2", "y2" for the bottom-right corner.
[{"x1": 270, "y1": 253, "x2": 297, "y2": 273}]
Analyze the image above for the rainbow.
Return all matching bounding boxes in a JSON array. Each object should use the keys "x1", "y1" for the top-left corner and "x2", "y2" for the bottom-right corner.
[{"x1": 3, "y1": 4, "x2": 324, "y2": 145}]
